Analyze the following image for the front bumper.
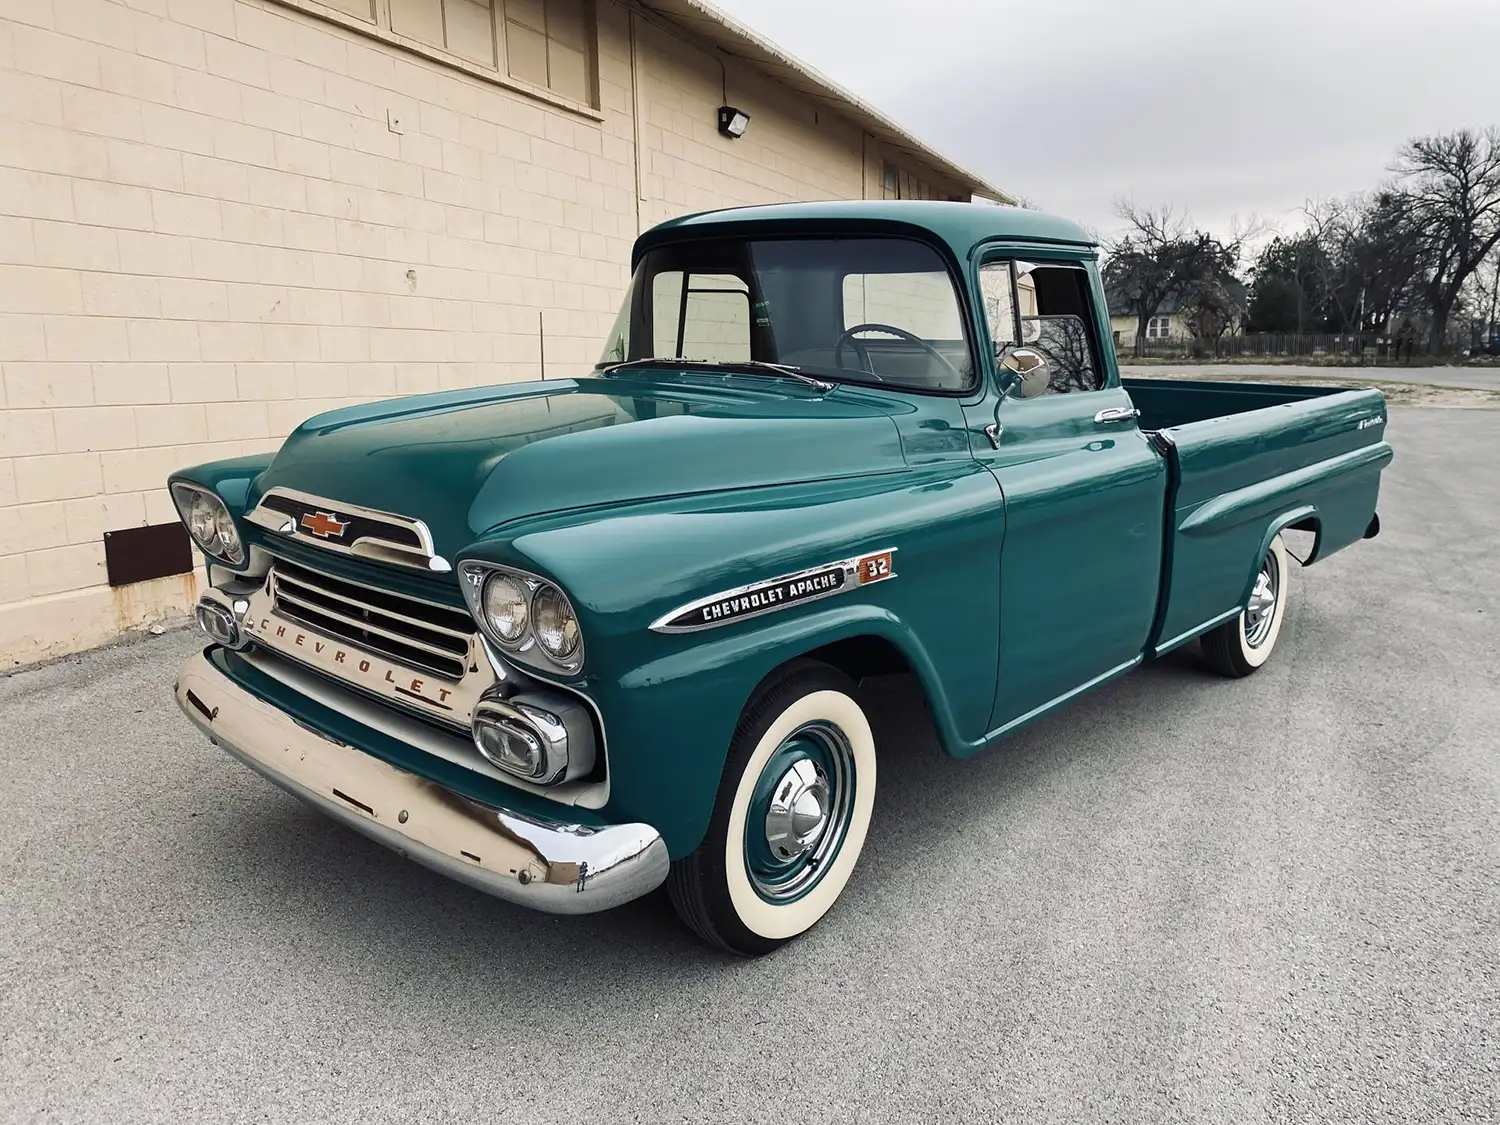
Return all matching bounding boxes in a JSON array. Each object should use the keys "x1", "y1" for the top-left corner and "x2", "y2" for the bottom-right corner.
[{"x1": 174, "y1": 649, "x2": 670, "y2": 914}]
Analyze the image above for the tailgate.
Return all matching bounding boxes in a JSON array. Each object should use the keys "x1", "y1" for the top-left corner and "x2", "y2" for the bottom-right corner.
[{"x1": 1151, "y1": 387, "x2": 1392, "y2": 653}]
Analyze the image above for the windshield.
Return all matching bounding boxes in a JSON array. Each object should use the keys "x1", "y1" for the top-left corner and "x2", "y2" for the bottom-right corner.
[{"x1": 597, "y1": 237, "x2": 975, "y2": 392}]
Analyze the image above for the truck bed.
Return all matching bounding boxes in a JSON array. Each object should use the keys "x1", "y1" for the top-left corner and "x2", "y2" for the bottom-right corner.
[
  {"x1": 1123, "y1": 375, "x2": 1356, "y2": 431},
  {"x1": 1123, "y1": 376, "x2": 1393, "y2": 656}
]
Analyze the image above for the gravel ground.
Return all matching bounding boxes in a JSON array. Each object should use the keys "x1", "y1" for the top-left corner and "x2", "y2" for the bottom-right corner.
[{"x1": 2, "y1": 407, "x2": 1497, "y2": 1124}]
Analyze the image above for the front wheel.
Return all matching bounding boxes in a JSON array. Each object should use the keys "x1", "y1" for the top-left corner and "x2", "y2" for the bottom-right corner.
[
  {"x1": 667, "y1": 661, "x2": 876, "y2": 955},
  {"x1": 1200, "y1": 535, "x2": 1291, "y2": 677}
]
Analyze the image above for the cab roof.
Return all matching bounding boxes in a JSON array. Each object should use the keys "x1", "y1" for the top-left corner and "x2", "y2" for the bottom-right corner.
[{"x1": 635, "y1": 201, "x2": 1097, "y2": 266}]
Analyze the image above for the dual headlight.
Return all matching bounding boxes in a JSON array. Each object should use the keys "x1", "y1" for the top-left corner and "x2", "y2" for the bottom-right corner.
[
  {"x1": 461, "y1": 562, "x2": 584, "y2": 674},
  {"x1": 170, "y1": 483, "x2": 245, "y2": 565}
]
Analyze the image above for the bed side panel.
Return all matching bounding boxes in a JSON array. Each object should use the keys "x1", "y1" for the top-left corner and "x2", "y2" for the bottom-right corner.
[{"x1": 1153, "y1": 388, "x2": 1390, "y2": 652}]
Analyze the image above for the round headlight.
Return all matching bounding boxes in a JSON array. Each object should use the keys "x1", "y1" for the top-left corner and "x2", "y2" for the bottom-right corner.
[
  {"x1": 482, "y1": 573, "x2": 530, "y2": 643},
  {"x1": 212, "y1": 504, "x2": 244, "y2": 564},
  {"x1": 186, "y1": 492, "x2": 222, "y2": 554},
  {"x1": 175, "y1": 486, "x2": 244, "y2": 564},
  {"x1": 532, "y1": 584, "x2": 580, "y2": 661}
]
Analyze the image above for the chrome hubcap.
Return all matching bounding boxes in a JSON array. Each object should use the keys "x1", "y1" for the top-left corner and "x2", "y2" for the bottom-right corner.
[
  {"x1": 745, "y1": 721, "x2": 857, "y2": 903},
  {"x1": 1244, "y1": 551, "x2": 1280, "y2": 648},
  {"x1": 764, "y1": 759, "x2": 830, "y2": 861}
]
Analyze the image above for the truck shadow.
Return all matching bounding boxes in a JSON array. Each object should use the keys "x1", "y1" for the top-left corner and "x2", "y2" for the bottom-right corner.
[{"x1": 197, "y1": 642, "x2": 1222, "y2": 1000}]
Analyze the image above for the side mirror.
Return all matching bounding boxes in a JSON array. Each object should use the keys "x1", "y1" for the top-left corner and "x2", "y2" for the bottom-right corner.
[{"x1": 999, "y1": 347, "x2": 1050, "y2": 399}]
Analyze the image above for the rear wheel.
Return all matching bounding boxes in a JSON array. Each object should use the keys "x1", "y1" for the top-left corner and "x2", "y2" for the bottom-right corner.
[
  {"x1": 667, "y1": 661, "x2": 876, "y2": 956},
  {"x1": 1200, "y1": 535, "x2": 1290, "y2": 678}
]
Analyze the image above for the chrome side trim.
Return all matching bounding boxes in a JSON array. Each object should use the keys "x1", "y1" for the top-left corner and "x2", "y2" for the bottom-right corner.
[
  {"x1": 174, "y1": 650, "x2": 666, "y2": 913},
  {"x1": 650, "y1": 547, "x2": 898, "y2": 634},
  {"x1": 247, "y1": 486, "x2": 453, "y2": 573}
]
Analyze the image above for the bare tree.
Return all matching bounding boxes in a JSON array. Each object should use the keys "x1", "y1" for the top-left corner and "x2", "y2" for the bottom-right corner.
[
  {"x1": 1390, "y1": 128, "x2": 1500, "y2": 353},
  {"x1": 1458, "y1": 245, "x2": 1500, "y2": 349},
  {"x1": 1101, "y1": 202, "x2": 1187, "y2": 356},
  {"x1": 1303, "y1": 198, "x2": 1360, "y2": 331},
  {"x1": 1351, "y1": 190, "x2": 1427, "y2": 335},
  {"x1": 1105, "y1": 202, "x2": 1257, "y2": 355},
  {"x1": 1180, "y1": 279, "x2": 1241, "y2": 354}
]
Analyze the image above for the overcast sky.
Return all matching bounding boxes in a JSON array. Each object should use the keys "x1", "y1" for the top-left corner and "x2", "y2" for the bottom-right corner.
[{"x1": 712, "y1": 0, "x2": 1500, "y2": 243}]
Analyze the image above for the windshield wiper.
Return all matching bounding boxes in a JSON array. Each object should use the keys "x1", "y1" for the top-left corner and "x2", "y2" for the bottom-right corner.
[{"x1": 595, "y1": 357, "x2": 835, "y2": 393}]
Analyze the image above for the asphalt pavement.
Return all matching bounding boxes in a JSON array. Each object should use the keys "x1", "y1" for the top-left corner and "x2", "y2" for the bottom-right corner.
[{"x1": 3, "y1": 407, "x2": 1498, "y2": 1124}]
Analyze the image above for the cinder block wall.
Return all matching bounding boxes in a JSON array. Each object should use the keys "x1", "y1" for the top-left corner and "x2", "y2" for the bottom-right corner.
[{"x1": 0, "y1": 0, "x2": 965, "y2": 668}]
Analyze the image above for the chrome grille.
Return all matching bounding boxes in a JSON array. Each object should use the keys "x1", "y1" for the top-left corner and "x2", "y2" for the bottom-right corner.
[{"x1": 269, "y1": 559, "x2": 476, "y2": 681}]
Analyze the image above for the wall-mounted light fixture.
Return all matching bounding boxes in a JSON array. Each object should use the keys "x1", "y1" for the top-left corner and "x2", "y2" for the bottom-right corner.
[{"x1": 717, "y1": 105, "x2": 750, "y2": 139}]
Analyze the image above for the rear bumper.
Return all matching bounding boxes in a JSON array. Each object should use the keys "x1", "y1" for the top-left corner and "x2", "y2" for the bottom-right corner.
[{"x1": 174, "y1": 649, "x2": 670, "y2": 914}]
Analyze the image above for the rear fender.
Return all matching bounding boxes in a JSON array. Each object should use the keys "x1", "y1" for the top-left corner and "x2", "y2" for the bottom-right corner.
[{"x1": 1241, "y1": 506, "x2": 1316, "y2": 607}]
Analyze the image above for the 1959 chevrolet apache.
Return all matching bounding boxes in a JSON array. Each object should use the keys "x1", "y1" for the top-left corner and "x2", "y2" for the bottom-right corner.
[{"x1": 169, "y1": 201, "x2": 1391, "y2": 954}]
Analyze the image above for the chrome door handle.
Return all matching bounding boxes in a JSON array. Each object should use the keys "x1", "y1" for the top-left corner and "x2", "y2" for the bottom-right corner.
[{"x1": 1094, "y1": 407, "x2": 1140, "y2": 425}]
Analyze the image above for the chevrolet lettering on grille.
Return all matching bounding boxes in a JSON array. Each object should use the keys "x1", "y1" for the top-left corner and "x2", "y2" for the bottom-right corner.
[{"x1": 247, "y1": 615, "x2": 459, "y2": 709}]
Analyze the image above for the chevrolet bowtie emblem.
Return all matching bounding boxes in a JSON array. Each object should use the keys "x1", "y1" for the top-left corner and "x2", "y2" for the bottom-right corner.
[{"x1": 300, "y1": 510, "x2": 349, "y2": 539}]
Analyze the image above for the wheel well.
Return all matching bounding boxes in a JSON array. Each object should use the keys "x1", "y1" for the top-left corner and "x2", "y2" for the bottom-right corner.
[
  {"x1": 1283, "y1": 514, "x2": 1322, "y2": 565},
  {"x1": 804, "y1": 634, "x2": 915, "y2": 683}
]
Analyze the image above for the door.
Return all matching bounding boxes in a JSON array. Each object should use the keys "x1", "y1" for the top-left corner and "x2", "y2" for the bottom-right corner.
[{"x1": 964, "y1": 253, "x2": 1167, "y2": 735}]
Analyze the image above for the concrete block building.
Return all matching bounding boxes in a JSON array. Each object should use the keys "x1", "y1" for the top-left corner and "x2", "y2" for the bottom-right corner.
[{"x1": 0, "y1": 0, "x2": 1004, "y2": 668}]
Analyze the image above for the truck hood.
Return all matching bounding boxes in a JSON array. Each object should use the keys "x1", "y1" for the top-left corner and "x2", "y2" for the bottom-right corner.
[{"x1": 250, "y1": 377, "x2": 907, "y2": 557}]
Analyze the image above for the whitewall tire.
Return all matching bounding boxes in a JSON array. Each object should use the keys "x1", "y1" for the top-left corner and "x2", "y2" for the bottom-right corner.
[
  {"x1": 1201, "y1": 535, "x2": 1291, "y2": 677},
  {"x1": 668, "y1": 661, "x2": 876, "y2": 955}
]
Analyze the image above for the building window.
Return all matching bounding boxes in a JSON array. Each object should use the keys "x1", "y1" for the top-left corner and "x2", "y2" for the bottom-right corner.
[
  {"x1": 1146, "y1": 315, "x2": 1172, "y2": 340},
  {"x1": 389, "y1": 0, "x2": 497, "y2": 67},
  {"x1": 881, "y1": 160, "x2": 935, "y2": 201},
  {"x1": 276, "y1": 0, "x2": 598, "y2": 107},
  {"x1": 503, "y1": 0, "x2": 593, "y2": 104},
  {"x1": 321, "y1": 0, "x2": 377, "y2": 19}
]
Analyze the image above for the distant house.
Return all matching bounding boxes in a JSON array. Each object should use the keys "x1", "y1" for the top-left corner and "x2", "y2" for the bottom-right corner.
[{"x1": 1106, "y1": 278, "x2": 1249, "y2": 349}]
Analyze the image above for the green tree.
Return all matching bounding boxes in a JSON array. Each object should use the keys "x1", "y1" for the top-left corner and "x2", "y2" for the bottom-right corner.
[{"x1": 1247, "y1": 233, "x2": 1325, "y2": 333}]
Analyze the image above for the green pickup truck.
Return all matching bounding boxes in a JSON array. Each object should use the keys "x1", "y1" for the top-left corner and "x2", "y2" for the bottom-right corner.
[{"x1": 170, "y1": 201, "x2": 1391, "y2": 954}]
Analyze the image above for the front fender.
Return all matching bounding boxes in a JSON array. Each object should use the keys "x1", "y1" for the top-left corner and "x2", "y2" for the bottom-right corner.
[
  {"x1": 460, "y1": 465, "x2": 1005, "y2": 859},
  {"x1": 169, "y1": 454, "x2": 276, "y2": 514},
  {"x1": 585, "y1": 602, "x2": 974, "y2": 859}
]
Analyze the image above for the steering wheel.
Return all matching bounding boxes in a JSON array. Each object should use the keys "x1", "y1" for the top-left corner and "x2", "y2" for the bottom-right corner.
[{"x1": 833, "y1": 323, "x2": 965, "y2": 384}]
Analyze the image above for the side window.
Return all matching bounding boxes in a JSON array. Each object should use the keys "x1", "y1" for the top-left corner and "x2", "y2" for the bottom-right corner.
[
  {"x1": 1016, "y1": 263, "x2": 1104, "y2": 395},
  {"x1": 978, "y1": 262, "x2": 1018, "y2": 354},
  {"x1": 652, "y1": 272, "x2": 751, "y2": 363}
]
